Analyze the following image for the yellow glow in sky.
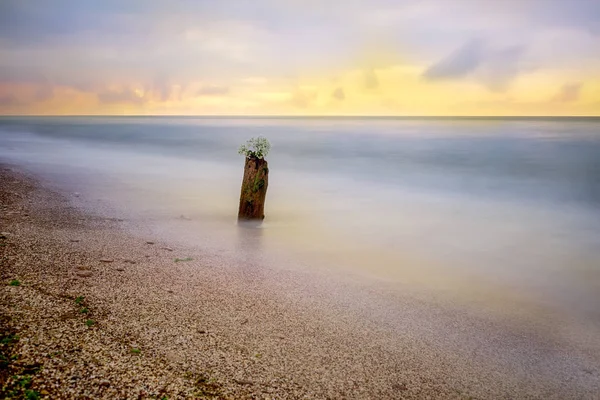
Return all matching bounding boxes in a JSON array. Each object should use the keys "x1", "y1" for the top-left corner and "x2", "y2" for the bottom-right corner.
[{"x1": 1, "y1": 1, "x2": 599, "y2": 116}]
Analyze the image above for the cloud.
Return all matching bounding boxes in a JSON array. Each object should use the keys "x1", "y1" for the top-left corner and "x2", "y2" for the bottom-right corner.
[
  {"x1": 0, "y1": 0, "x2": 599, "y2": 115},
  {"x1": 97, "y1": 87, "x2": 144, "y2": 105},
  {"x1": 0, "y1": 0, "x2": 158, "y2": 45},
  {"x1": 553, "y1": 82, "x2": 583, "y2": 102},
  {"x1": 364, "y1": 69, "x2": 379, "y2": 89},
  {"x1": 423, "y1": 39, "x2": 526, "y2": 91},
  {"x1": 0, "y1": 94, "x2": 20, "y2": 107},
  {"x1": 290, "y1": 89, "x2": 317, "y2": 108},
  {"x1": 534, "y1": 0, "x2": 600, "y2": 34},
  {"x1": 150, "y1": 74, "x2": 172, "y2": 102},
  {"x1": 478, "y1": 45, "x2": 526, "y2": 92},
  {"x1": 197, "y1": 85, "x2": 230, "y2": 96},
  {"x1": 242, "y1": 77, "x2": 268, "y2": 85},
  {"x1": 0, "y1": 63, "x2": 98, "y2": 95},
  {"x1": 423, "y1": 40, "x2": 483, "y2": 80},
  {"x1": 34, "y1": 85, "x2": 54, "y2": 102},
  {"x1": 332, "y1": 87, "x2": 345, "y2": 100}
]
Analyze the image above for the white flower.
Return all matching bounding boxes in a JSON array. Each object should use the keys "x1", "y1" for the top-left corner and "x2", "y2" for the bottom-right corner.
[{"x1": 238, "y1": 136, "x2": 271, "y2": 159}]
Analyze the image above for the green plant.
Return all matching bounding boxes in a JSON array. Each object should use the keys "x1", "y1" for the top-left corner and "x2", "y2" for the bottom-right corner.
[
  {"x1": 85, "y1": 320, "x2": 94, "y2": 327},
  {"x1": 130, "y1": 348, "x2": 141, "y2": 354},
  {"x1": 0, "y1": 354, "x2": 9, "y2": 369},
  {"x1": 174, "y1": 257, "x2": 193, "y2": 263},
  {"x1": 238, "y1": 136, "x2": 271, "y2": 159},
  {"x1": 1, "y1": 334, "x2": 19, "y2": 345},
  {"x1": 25, "y1": 389, "x2": 40, "y2": 400},
  {"x1": 16, "y1": 375, "x2": 32, "y2": 388},
  {"x1": 21, "y1": 364, "x2": 41, "y2": 375},
  {"x1": 188, "y1": 372, "x2": 222, "y2": 397},
  {"x1": 80, "y1": 308, "x2": 88, "y2": 314},
  {"x1": 9, "y1": 280, "x2": 20, "y2": 287},
  {"x1": 75, "y1": 296, "x2": 84, "y2": 305}
]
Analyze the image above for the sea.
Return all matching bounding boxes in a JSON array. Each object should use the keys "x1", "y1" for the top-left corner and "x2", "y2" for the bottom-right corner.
[{"x1": 1, "y1": 116, "x2": 599, "y2": 324}]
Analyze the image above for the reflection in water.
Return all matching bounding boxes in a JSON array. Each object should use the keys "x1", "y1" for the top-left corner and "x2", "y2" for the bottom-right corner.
[
  {"x1": 236, "y1": 220, "x2": 264, "y2": 255},
  {"x1": 235, "y1": 220, "x2": 265, "y2": 278}
]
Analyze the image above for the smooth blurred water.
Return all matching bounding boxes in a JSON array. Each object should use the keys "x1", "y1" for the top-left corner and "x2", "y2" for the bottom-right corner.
[{"x1": 1, "y1": 116, "x2": 599, "y2": 320}]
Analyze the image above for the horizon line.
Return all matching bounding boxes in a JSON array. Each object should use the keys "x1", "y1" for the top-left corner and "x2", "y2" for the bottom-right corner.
[{"x1": 1, "y1": 114, "x2": 600, "y2": 119}]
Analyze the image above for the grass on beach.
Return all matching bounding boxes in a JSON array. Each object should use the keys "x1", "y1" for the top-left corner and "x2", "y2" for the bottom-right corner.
[{"x1": 0, "y1": 316, "x2": 42, "y2": 400}]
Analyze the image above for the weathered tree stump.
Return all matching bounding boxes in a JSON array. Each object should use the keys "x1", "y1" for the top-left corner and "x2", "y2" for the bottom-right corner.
[{"x1": 238, "y1": 157, "x2": 269, "y2": 220}]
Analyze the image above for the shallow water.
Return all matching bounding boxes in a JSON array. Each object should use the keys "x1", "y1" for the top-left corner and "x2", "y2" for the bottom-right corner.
[{"x1": 1, "y1": 116, "x2": 599, "y2": 323}]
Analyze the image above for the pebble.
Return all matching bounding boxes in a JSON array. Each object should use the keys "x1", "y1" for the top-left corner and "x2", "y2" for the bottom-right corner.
[
  {"x1": 99, "y1": 258, "x2": 114, "y2": 263},
  {"x1": 234, "y1": 379, "x2": 254, "y2": 386},
  {"x1": 146, "y1": 241, "x2": 155, "y2": 245},
  {"x1": 165, "y1": 351, "x2": 182, "y2": 363},
  {"x1": 76, "y1": 271, "x2": 93, "y2": 278}
]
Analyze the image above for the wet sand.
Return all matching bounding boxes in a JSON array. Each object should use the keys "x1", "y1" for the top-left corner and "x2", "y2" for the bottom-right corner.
[{"x1": 1, "y1": 164, "x2": 599, "y2": 399}]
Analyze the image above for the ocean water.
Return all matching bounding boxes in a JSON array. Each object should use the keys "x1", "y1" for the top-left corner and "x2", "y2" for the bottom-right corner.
[{"x1": 1, "y1": 116, "x2": 599, "y2": 321}]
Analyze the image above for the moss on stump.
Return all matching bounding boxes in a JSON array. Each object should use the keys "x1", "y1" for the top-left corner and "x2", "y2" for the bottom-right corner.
[{"x1": 238, "y1": 157, "x2": 269, "y2": 220}]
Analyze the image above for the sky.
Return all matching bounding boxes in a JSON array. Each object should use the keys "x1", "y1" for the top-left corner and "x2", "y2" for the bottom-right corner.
[{"x1": 0, "y1": 0, "x2": 599, "y2": 116}]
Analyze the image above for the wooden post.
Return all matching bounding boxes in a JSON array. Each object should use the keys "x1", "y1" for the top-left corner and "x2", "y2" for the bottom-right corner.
[{"x1": 238, "y1": 157, "x2": 269, "y2": 220}]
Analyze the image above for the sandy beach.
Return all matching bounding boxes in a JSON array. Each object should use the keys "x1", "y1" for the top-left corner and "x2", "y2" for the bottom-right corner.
[
  {"x1": 1, "y1": 164, "x2": 599, "y2": 399},
  {"x1": 2, "y1": 0, "x2": 600, "y2": 396}
]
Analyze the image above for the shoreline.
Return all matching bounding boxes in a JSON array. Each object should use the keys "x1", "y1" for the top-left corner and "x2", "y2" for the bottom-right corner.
[{"x1": 1, "y1": 164, "x2": 599, "y2": 399}]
